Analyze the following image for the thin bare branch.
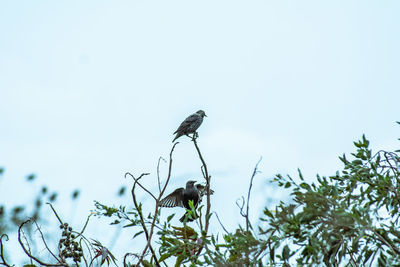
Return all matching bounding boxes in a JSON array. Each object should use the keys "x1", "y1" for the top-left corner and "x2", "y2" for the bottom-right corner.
[
  {"x1": 80, "y1": 238, "x2": 92, "y2": 267},
  {"x1": 368, "y1": 229, "x2": 400, "y2": 255},
  {"x1": 33, "y1": 220, "x2": 60, "y2": 262},
  {"x1": 246, "y1": 157, "x2": 262, "y2": 232},
  {"x1": 0, "y1": 234, "x2": 13, "y2": 267},
  {"x1": 47, "y1": 202, "x2": 63, "y2": 225},
  {"x1": 192, "y1": 136, "x2": 212, "y2": 257},
  {"x1": 74, "y1": 213, "x2": 93, "y2": 239},
  {"x1": 236, "y1": 196, "x2": 246, "y2": 217},
  {"x1": 18, "y1": 219, "x2": 68, "y2": 267},
  {"x1": 157, "y1": 157, "x2": 167, "y2": 194},
  {"x1": 136, "y1": 142, "x2": 179, "y2": 267},
  {"x1": 124, "y1": 252, "x2": 143, "y2": 267},
  {"x1": 214, "y1": 212, "x2": 229, "y2": 234},
  {"x1": 131, "y1": 175, "x2": 159, "y2": 266},
  {"x1": 125, "y1": 172, "x2": 155, "y2": 201}
]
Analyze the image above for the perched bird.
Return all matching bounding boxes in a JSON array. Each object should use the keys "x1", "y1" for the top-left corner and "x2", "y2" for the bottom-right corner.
[
  {"x1": 172, "y1": 110, "x2": 207, "y2": 142},
  {"x1": 159, "y1": 180, "x2": 214, "y2": 222}
]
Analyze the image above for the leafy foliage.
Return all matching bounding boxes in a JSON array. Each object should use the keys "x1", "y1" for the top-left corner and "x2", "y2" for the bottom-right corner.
[
  {"x1": 2, "y1": 128, "x2": 400, "y2": 266},
  {"x1": 259, "y1": 134, "x2": 400, "y2": 266}
]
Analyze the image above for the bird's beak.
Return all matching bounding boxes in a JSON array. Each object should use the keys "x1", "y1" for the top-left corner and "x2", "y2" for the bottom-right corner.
[{"x1": 205, "y1": 114, "x2": 207, "y2": 117}]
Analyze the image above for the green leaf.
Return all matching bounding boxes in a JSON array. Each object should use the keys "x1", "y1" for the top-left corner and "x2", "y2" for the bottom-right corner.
[
  {"x1": 26, "y1": 174, "x2": 36, "y2": 181},
  {"x1": 362, "y1": 134, "x2": 369, "y2": 147},
  {"x1": 133, "y1": 230, "x2": 144, "y2": 239},
  {"x1": 159, "y1": 253, "x2": 172, "y2": 262},
  {"x1": 363, "y1": 249, "x2": 373, "y2": 264},
  {"x1": 264, "y1": 208, "x2": 274, "y2": 218},
  {"x1": 299, "y1": 183, "x2": 311, "y2": 190},
  {"x1": 298, "y1": 169, "x2": 304, "y2": 181},
  {"x1": 270, "y1": 246, "x2": 275, "y2": 261},
  {"x1": 175, "y1": 255, "x2": 184, "y2": 267},
  {"x1": 72, "y1": 189, "x2": 80, "y2": 199},
  {"x1": 118, "y1": 186, "x2": 126, "y2": 196},
  {"x1": 142, "y1": 260, "x2": 153, "y2": 267},
  {"x1": 188, "y1": 200, "x2": 195, "y2": 209},
  {"x1": 167, "y1": 213, "x2": 175, "y2": 222},
  {"x1": 123, "y1": 222, "x2": 137, "y2": 228},
  {"x1": 282, "y1": 245, "x2": 290, "y2": 260},
  {"x1": 49, "y1": 192, "x2": 57, "y2": 202}
]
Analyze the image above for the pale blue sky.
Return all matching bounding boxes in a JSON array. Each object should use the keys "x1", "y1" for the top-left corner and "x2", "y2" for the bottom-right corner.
[{"x1": 1, "y1": 0, "x2": 400, "y2": 263}]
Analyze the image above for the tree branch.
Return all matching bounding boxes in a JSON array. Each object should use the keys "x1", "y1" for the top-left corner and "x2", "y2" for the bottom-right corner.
[
  {"x1": 192, "y1": 136, "x2": 211, "y2": 256},
  {"x1": 18, "y1": 219, "x2": 68, "y2": 267},
  {"x1": 157, "y1": 157, "x2": 165, "y2": 194},
  {"x1": 135, "y1": 142, "x2": 178, "y2": 267},
  {"x1": 32, "y1": 220, "x2": 60, "y2": 262},
  {"x1": 130, "y1": 174, "x2": 159, "y2": 267},
  {"x1": 0, "y1": 234, "x2": 13, "y2": 267},
  {"x1": 246, "y1": 157, "x2": 262, "y2": 232},
  {"x1": 125, "y1": 172, "x2": 155, "y2": 201}
]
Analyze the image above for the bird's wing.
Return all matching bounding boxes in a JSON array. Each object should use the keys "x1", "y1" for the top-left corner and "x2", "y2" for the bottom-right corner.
[
  {"x1": 174, "y1": 114, "x2": 199, "y2": 134},
  {"x1": 159, "y1": 188, "x2": 185, "y2": 208},
  {"x1": 196, "y1": 184, "x2": 214, "y2": 198}
]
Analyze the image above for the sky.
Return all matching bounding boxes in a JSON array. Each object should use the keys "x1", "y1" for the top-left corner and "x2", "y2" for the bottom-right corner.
[{"x1": 1, "y1": 0, "x2": 400, "y2": 264}]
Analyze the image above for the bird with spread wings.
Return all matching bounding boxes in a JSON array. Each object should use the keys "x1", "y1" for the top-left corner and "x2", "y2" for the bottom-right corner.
[{"x1": 159, "y1": 180, "x2": 214, "y2": 222}]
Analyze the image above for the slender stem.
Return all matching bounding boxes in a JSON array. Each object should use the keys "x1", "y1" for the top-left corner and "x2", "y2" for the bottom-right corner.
[
  {"x1": 74, "y1": 213, "x2": 93, "y2": 239},
  {"x1": 46, "y1": 203, "x2": 63, "y2": 225},
  {"x1": 136, "y1": 142, "x2": 178, "y2": 267},
  {"x1": 246, "y1": 157, "x2": 262, "y2": 232},
  {"x1": 125, "y1": 172, "x2": 155, "y2": 201},
  {"x1": 0, "y1": 234, "x2": 13, "y2": 267},
  {"x1": 80, "y1": 238, "x2": 91, "y2": 267},
  {"x1": 368, "y1": 229, "x2": 400, "y2": 255},
  {"x1": 192, "y1": 136, "x2": 211, "y2": 256},
  {"x1": 157, "y1": 157, "x2": 166, "y2": 194},
  {"x1": 214, "y1": 213, "x2": 229, "y2": 234},
  {"x1": 18, "y1": 220, "x2": 68, "y2": 267},
  {"x1": 346, "y1": 247, "x2": 358, "y2": 267},
  {"x1": 131, "y1": 175, "x2": 159, "y2": 266},
  {"x1": 33, "y1": 220, "x2": 60, "y2": 262}
]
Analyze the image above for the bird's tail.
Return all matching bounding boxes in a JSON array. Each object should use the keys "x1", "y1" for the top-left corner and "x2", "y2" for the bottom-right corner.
[
  {"x1": 179, "y1": 211, "x2": 198, "y2": 223},
  {"x1": 172, "y1": 134, "x2": 181, "y2": 143}
]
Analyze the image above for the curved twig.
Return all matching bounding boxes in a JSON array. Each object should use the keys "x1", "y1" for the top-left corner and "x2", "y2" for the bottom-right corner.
[
  {"x1": 80, "y1": 238, "x2": 92, "y2": 267},
  {"x1": 125, "y1": 172, "x2": 156, "y2": 201},
  {"x1": 157, "y1": 157, "x2": 167, "y2": 194},
  {"x1": 236, "y1": 196, "x2": 246, "y2": 217},
  {"x1": 33, "y1": 220, "x2": 60, "y2": 262},
  {"x1": 136, "y1": 142, "x2": 179, "y2": 267},
  {"x1": 124, "y1": 252, "x2": 141, "y2": 267},
  {"x1": 0, "y1": 234, "x2": 13, "y2": 267},
  {"x1": 214, "y1": 212, "x2": 229, "y2": 235},
  {"x1": 131, "y1": 175, "x2": 159, "y2": 266},
  {"x1": 18, "y1": 219, "x2": 68, "y2": 267},
  {"x1": 192, "y1": 136, "x2": 212, "y2": 256},
  {"x1": 74, "y1": 213, "x2": 93, "y2": 239},
  {"x1": 246, "y1": 157, "x2": 262, "y2": 232},
  {"x1": 47, "y1": 203, "x2": 63, "y2": 225}
]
